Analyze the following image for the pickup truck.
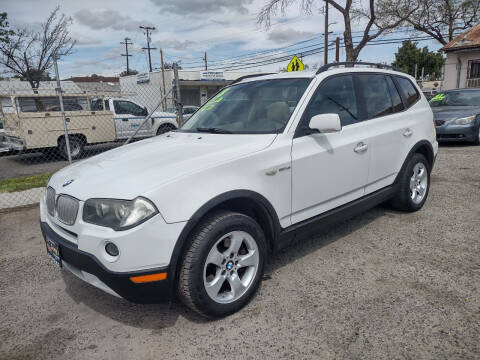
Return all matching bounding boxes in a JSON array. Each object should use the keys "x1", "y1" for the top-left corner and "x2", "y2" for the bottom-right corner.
[
  {"x1": 91, "y1": 98, "x2": 178, "y2": 139},
  {"x1": 0, "y1": 94, "x2": 178, "y2": 160}
]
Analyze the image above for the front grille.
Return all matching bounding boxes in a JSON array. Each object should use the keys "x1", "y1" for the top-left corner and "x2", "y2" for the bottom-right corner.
[
  {"x1": 435, "y1": 119, "x2": 445, "y2": 126},
  {"x1": 56, "y1": 195, "x2": 79, "y2": 225},
  {"x1": 46, "y1": 187, "x2": 56, "y2": 216}
]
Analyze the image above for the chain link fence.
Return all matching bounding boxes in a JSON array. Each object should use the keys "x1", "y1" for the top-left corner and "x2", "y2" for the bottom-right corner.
[{"x1": 0, "y1": 60, "x2": 183, "y2": 210}]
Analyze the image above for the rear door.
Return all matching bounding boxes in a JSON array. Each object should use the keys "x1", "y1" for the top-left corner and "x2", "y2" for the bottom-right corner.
[
  {"x1": 113, "y1": 100, "x2": 150, "y2": 139},
  {"x1": 290, "y1": 74, "x2": 371, "y2": 224},
  {"x1": 359, "y1": 74, "x2": 423, "y2": 194}
]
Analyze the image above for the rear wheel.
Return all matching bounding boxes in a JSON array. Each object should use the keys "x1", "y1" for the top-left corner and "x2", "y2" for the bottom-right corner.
[
  {"x1": 178, "y1": 211, "x2": 267, "y2": 318},
  {"x1": 58, "y1": 136, "x2": 84, "y2": 160},
  {"x1": 156, "y1": 123, "x2": 176, "y2": 135},
  {"x1": 390, "y1": 153, "x2": 430, "y2": 212}
]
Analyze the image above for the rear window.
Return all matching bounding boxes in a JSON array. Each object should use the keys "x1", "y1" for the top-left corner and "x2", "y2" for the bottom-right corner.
[{"x1": 395, "y1": 77, "x2": 420, "y2": 107}]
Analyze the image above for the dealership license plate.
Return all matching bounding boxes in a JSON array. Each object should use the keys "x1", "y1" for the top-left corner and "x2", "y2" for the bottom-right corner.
[{"x1": 45, "y1": 237, "x2": 62, "y2": 267}]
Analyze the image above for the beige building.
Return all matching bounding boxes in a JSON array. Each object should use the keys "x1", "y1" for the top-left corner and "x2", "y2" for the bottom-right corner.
[{"x1": 442, "y1": 23, "x2": 480, "y2": 90}]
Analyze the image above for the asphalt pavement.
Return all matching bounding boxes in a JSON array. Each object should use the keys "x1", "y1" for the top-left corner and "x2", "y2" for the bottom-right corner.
[{"x1": 0, "y1": 143, "x2": 479, "y2": 360}]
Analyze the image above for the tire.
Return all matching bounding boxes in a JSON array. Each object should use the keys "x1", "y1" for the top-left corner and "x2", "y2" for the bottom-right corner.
[
  {"x1": 156, "y1": 123, "x2": 176, "y2": 135},
  {"x1": 58, "y1": 136, "x2": 84, "y2": 160},
  {"x1": 178, "y1": 210, "x2": 267, "y2": 318},
  {"x1": 472, "y1": 125, "x2": 480, "y2": 145},
  {"x1": 390, "y1": 153, "x2": 430, "y2": 212}
]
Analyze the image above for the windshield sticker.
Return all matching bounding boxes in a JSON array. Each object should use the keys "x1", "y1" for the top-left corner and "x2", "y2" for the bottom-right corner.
[
  {"x1": 199, "y1": 88, "x2": 230, "y2": 112},
  {"x1": 430, "y1": 93, "x2": 445, "y2": 102}
]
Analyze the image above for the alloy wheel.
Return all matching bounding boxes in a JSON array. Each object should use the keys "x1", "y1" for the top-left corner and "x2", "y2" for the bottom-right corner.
[
  {"x1": 409, "y1": 162, "x2": 428, "y2": 204},
  {"x1": 203, "y1": 230, "x2": 259, "y2": 304}
]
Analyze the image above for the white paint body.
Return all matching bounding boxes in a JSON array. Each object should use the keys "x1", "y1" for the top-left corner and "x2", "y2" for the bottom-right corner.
[
  {"x1": 106, "y1": 98, "x2": 178, "y2": 139},
  {"x1": 41, "y1": 68, "x2": 437, "y2": 287}
]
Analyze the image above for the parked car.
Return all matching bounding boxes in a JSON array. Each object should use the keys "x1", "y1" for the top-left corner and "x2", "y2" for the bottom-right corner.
[
  {"x1": 182, "y1": 105, "x2": 200, "y2": 120},
  {"x1": 40, "y1": 63, "x2": 437, "y2": 318},
  {"x1": 422, "y1": 90, "x2": 438, "y2": 101},
  {"x1": 430, "y1": 88, "x2": 480, "y2": 145},
  {"x1": 165, "y1": 105, "x2": 200, "y2": 121}
]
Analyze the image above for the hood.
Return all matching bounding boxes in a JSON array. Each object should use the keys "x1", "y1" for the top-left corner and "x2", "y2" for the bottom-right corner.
[
  {"x1": 49, "y1": 132, "x2": 277, "y2": 200},
  {"x1": 432, "y1": 106, "x2": 480, "y2": 121}
]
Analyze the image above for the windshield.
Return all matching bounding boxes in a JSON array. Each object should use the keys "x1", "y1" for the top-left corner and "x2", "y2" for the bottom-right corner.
[
  {"x1": 430, "y1": 90, "x2": 480, "y2": 107},
  {"x1": 180, "y1": 78, "x2": 311, "y2": 134}
]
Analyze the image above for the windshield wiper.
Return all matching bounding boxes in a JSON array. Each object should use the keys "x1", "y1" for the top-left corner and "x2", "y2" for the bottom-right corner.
[{"x1": 196, "y1": 127, "x2": 233, "y2": 134}]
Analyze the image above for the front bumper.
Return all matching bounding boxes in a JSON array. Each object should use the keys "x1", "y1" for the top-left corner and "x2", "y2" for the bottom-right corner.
[
  {"x1": 40, "y1": 221, "x2": 173, "y2": 303},
  {"x1": 435, "y1": 123, "x2": 477, "y2": 142}
]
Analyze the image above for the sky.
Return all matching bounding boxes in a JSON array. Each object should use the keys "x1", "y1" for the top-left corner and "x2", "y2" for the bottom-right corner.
[{"x1": 0, "y1": 0, "x2": 444, "y2": 77}]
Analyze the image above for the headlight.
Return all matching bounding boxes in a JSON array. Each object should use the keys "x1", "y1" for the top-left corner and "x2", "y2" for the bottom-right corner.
[
  {"x1": 83, "y1": 197, "x2": 158, "y2": 230},
  {"x1": 452, "y1": 115, "x2": 476, "y2": 125}
]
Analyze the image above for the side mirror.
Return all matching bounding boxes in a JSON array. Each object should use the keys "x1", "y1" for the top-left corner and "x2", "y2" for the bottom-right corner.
[{"x1": 309, "y1": 113, "x2": 342, "y2": 133}]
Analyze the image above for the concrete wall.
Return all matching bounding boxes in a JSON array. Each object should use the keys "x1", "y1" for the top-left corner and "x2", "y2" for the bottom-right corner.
[{"x1": 443, "y1": 50, "x2": 480, "y2": 90}]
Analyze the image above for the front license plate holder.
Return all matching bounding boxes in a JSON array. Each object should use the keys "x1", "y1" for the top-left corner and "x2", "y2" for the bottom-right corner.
[{"x1": 45, "y1": 237, "x2": 62, "y2": 267}]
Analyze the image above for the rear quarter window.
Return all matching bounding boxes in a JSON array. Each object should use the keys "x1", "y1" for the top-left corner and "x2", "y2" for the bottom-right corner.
[{"x1": 395, "y1": 76, "x2": 420, "y2": 107}]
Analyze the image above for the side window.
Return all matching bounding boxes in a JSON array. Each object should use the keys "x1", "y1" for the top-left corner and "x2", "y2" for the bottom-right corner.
[
  {"x1": 104, "y1": 100, "x2": 110, "y2": 111},
  {"x1": 386, "y1": 76, "x2": 404, "y2": 112},
  {"x1": 304, "y1": 75, "x2": 358, "y2": 127},
  {"x1": 395, "y1": 76, "x2": 420, "y2": 107},
  {"x1": 114, "y1": 101, "x2": 144, "y2": 116},
  {"x1": 357, "y1": 74, "x2": 393, "y2": 119}
]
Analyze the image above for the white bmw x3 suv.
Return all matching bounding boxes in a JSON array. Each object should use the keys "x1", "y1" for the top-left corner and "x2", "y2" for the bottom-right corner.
[{"x1": 40, "y1": 63, "x2": 438, "y2": 318}]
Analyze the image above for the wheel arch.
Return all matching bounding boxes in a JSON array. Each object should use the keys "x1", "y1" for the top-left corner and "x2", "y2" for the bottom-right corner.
[
  {"x1": 57, "y1": 133, "x2": 87, "y2": 146},
  {"x1": 394, "y1": 140, "x2": 434, "y2": 184},
  {"x1": 168, "y1": 190, "x2": 281, "y2": 289}
]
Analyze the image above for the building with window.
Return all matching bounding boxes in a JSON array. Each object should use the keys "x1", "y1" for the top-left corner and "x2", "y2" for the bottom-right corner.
[{"x1": 442, "y1": 23, "x2": 480, "y2": 90}]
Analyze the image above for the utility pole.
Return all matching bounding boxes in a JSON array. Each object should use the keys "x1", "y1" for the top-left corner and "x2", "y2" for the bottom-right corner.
[
  {"x1": 160, "y1": 49, "x2": 167, "y2": 111},
  {"x1": 120, "y1": 37, "x2": 133, "y2": 75},
  {"x1": 335, "y1": 37, "x2": 340, "y2": 62},
  {"x1": 173, "y1": 62, "x2": 183, "y2": 125},
  {"x1": 324, "y1": 0, "x2": 329, "y2": 65},
  {"x1": 140, "y1": 26, "x2": 157, "y2": 72},
  {"x1": 203, "y1": 51, "x2": 208, "y2": 71}
]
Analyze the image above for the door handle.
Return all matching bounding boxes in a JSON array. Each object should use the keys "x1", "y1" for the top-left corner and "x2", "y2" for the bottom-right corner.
[
  {"x1": 354, "y1": 142, "x2": 368, "y2": 153},
  {"x1": 403, "y1": 128, "x2": 413, "y2": 137},
  {"x1": 122, "y1": 118, "x2": 129, "y2": 122}
]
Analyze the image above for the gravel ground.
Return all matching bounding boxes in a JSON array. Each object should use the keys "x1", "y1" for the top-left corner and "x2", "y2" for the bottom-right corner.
[{"x1": 0, "y1": 143, "x2": 479, "y2": 360}]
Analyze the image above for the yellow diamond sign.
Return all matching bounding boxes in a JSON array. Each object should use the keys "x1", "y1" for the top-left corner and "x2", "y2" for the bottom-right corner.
[{"x1": 287, "y1": 55, "x2": 304, "y2": 72}]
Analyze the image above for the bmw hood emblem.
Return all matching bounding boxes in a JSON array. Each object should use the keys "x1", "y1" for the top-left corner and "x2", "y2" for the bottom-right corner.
[{"x1": 62, "y1": 179, "x2": 74, "y2": 187}]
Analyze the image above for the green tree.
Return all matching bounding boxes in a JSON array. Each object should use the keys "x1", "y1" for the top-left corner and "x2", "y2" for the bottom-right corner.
[
  {"x1": 392, "y1": 40, "x2": 444, "y2": 79},
  {"x1": 0, "y1": 12, "x2": 14, "y2": 43}
]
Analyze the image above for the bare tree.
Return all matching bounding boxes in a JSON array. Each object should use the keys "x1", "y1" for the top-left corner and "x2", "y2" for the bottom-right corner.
[
  {"x1": 377, "y1": 0, "x2": 480, "y2": 45},
  {"x1": 258, "y1": 0, "x2": 413, "y2": 62},
  {"x1": 0, "y1": 7, "x2": 75, "y2": 88}
]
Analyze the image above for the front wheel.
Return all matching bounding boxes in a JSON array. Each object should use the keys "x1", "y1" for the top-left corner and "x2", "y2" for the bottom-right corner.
[
  {"x1": 472, "y1": 125, "x2": 480, "y2": 145},
  {"x1": 390, "y1": 153, "x2": 430, "y2": 212},
  {"x1": 178, "y1": 211, "x2": 267, "y2": 318}
]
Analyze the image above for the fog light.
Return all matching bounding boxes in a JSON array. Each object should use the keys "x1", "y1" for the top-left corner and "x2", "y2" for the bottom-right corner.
[{"x1": 105, "y1": 242, "x2": 119, "y2": 257}]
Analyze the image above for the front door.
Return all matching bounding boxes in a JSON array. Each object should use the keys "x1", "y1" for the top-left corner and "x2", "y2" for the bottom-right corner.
[
  {"x1": 113, "y1": 100, "x2": 150, "y2": 139},
  {"x1": 291, "y1": 74, "x2": 371, "y2": 224}
]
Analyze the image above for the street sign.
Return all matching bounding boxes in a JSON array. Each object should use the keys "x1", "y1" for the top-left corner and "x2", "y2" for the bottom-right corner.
[{"x1": 287, "y1": 55, "x2": 304, "y2": 72}]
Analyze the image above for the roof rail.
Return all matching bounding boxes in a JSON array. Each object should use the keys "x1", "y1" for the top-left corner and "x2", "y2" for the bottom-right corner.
[
  {"x1": 316, "y1": 62, "x2": 397, "y2": 74},
  {"x1": 230, "y1": 73, "x2": 275, "y2": 85}
]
